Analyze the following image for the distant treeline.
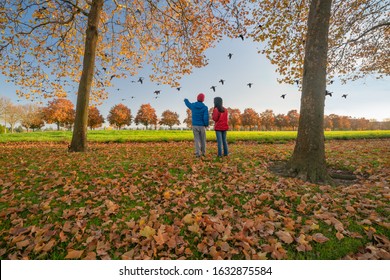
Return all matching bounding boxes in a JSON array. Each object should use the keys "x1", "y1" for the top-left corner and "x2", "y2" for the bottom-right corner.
[{"x1": 1, "y1": 97, "x2": 389, "y2": 133}]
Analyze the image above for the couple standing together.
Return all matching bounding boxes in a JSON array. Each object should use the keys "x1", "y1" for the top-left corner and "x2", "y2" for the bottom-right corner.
[{"x1": 184, "y1": 93, "x2": 229, "y2": 158}]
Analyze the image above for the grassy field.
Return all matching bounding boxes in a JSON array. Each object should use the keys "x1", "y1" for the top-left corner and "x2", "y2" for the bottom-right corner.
[
  {"x1": 0, "y1": 139, "x2": 389, "y2": 260},
  {"x1": 1, "y1": 129, "x2": 390, "y2": 143}
]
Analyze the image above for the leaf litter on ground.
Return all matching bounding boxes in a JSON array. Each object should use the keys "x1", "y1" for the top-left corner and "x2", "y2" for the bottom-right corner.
[{"x1": 0, "y1": 139, "x2": 389, "y2": 260}]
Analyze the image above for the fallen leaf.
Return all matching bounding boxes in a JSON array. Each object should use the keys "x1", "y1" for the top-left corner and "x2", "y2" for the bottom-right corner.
[
  {"x1": 82, "y1": 252, "x2": 96, "y2": 260},
  {"x1": 154, "y1": 226, "x2": 168, "y2": 246},
  {"x1": 336, "y1": 232, "x2": 344, "y2": 240},
  {"x1": 16, "y1": 239, "x2": 29, "y2": 249},
  {"x1": 42, "y1": 239, "x2": 56, "y2": 252},
  {"x1": 65, "y1": 249, "x2": 84, "y2": 259},
  {"x1": 182, "y1": 214, "x2": 194, "y2": 224},
  {"x1": 275, "y1": 230, "x2": 294, "y2": 244},
  {"x1": 140, "y1": 226, "x2": 156, "y2": 238},
  {"x1": 312, "y1": 233, "x2": 329, "y2": 243}
]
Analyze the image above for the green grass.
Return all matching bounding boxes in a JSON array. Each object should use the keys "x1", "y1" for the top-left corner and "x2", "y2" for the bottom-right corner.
[
  {"x1": 0, "y1": 138, "x2": 389, "y2": 260},
  {"x1": 1, "y1": 129, "x2": 389, "y2": 143}
]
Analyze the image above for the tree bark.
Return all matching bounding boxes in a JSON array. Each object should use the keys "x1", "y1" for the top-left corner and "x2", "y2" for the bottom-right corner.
[
  {"x1": 69, "y1": 0, "x2": 104, "y2": 152},
  {"x1": 288, "y1": 0, "x2": 333, "y2": 183}
]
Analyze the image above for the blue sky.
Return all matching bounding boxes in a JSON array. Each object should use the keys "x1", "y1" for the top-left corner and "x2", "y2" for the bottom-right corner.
[{"x1": 1, "y1": 37, "x2": 389, "y2": 126}]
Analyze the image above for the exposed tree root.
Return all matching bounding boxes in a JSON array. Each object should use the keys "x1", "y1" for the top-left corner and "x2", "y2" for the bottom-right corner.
[{"x1": 268, "y1": 160, "x2": 358, "y2": 186}]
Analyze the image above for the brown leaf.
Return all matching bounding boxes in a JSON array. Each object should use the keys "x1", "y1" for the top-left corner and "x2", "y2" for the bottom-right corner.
[
  {"x1": 312, "y1": 233, "x2": 329, "y2": 243},
  {"x1": 188, "y1": 224, "x2": 200, "y2": 234},
  {"x1": 105, "y1": 199, "x2": 119, "y2": 215},
  {"x1": 62, "y1": 221, "x2": 72, "y2": 233},
  {"x1": 16, "y1": 239, "x2": 30, "y2": 249},
  {"x1": 345, "y1": 205, "x2": 356, "y2": 213},
  {"x1": 82, "y1": 252, "x2": 97, "y2": 260},
  {"x1": 275, "y1": 230, "x2": 294, "y2": 244},
  {"x1": 336, "y1": 232, "x2": 344, "y2": 240},
  {"x1": 154, "y1": 226, "x2": 168, "y2": 246},
  {"x1": 122, "y1": 250, "x2": 135, "y2": 260},
  {"x1": 42, "y1": 239, "x2": 56, "y2": 252},
  {"x1": 330, "y1": 217, "x2": 345, "y2": 232},
  {"x1": 65, "y1": 249, "x2": 84, "y2": 259},
  {"x1": 182, "y1": 214, "x2": 194, "y2": 224},
  {"x1": 167, "y1": 236, "x2": 177, "y2": 249},
  {"x1": 259, "y1": 193, "x2": 270, "y2": 201}
]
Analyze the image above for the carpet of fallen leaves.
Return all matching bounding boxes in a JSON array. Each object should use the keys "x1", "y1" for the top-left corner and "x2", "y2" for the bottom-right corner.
[{"x1": 0, "y1": 139, "x2": 389, "y2": 260}]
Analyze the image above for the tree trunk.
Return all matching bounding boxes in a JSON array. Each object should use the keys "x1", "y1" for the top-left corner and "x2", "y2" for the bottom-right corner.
[
  {"x1": 69, "y1": 0, "x2": 104, "y2": 152},
  {"x1": 288, "y1": 0, "x2": 333, "y2": 183}
]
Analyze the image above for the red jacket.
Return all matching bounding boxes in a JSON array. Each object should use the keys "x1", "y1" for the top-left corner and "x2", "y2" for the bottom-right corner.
[{"x1": 212, "y1": 107, "x2": 229, "y2": 131}]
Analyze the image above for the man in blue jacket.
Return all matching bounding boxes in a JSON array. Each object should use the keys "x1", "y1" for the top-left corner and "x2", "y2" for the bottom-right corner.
[{"x1": 184, "y1": 93, "x2": 209, "y2": 157}]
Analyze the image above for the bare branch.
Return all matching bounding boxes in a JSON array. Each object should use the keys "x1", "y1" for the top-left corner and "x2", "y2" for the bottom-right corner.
[{"x1": 347, "y1": 21, "x2": 390, "y2": 44}]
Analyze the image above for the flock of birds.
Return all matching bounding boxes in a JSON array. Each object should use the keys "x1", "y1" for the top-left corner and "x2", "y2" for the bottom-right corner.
[
  {"x1": 116, "y1": 50, "x2": 258, "y2": 102},
  {"x1": 113, "y1": 34, "x2": 350, "y2": 102}
]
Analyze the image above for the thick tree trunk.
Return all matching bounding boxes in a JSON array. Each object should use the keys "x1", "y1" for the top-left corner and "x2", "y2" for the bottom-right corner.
[
  {"x1": 288, "y1": 0, "x2": 333, "y2": 183},
  {"x1": 69, "y1": 0, "x2": 104, "y2": 152}
]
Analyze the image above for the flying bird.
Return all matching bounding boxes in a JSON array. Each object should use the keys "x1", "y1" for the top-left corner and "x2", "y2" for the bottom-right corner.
[
  {"x1": 176, "y1": 87, "x2": 181, "y2": 91},
  {"x1": 154, "y1": 90, "x2": 161, "y2": 95},
  {"x1": 131, "y1": 96, "x2": 135, "y2": 99},
  {"x1": 121, "y1": 99, "x2": 126, "y2": 101},
  {"x1": 138, "y1": 77, "x2": 144, "y2": 84},
  {"x1": 342, "y1": 94, "x2": 348, "y2": 98},
  {"x1": 281, "y1": 94, "x2": 287, "y2": 99},
  {"x1": 325, "y1": 90, "x2": 333, "y2": 97},
  {"x1": 210, "y1": 86, "x2": 217, "y2": 92},
  {"x1": 247, "y1": 83, "x2": 253, "y2": 88},
  {"x1": 219, "y1": 79, "x2": 225, "y2": 85},
  {"x1": 228, "y1": 53, "x2": 233, "y2": 59}
]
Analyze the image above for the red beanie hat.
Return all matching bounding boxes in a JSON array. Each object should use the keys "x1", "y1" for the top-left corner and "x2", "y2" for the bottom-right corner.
[{"x1": 197, "y1": 93, "x2": 205, "y2": 102}]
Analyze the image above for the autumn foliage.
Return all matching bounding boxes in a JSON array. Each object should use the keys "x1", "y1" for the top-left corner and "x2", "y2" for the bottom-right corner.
[
  {"x1": 107, "y1": 104, "x2": 132, "y2": 129},
  {"x1": 135, "y1": 103, "x2": 158, "y2": 129},
  {"x1": 159, "y1": 110, "x2": 181, "y2": 129},
  {"x1": 42, "y1": 99, "x2": 75, "y2": 130},
  {"x1": 88, "y1": 106, "x2": 105, "y2": 130},
  {"x1": 0, "y1": 139, "x2": 389, "y2": 259}
]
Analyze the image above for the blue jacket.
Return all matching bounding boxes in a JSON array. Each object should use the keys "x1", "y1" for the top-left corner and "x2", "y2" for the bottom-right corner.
[{"x1": 184, "y1": 99, "x2": 209, "y2": 127}]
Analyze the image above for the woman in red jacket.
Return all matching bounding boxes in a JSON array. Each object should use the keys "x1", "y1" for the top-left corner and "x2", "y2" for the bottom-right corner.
[{"x1": 212, "y1": 97, "x2": 229, "y2": 157}]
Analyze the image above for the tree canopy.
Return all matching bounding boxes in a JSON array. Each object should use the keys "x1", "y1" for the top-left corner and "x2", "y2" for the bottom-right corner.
[
  {"x1": 244, "y1": 0, "x2": 389, "y2": 85},
  {"x1": 0, "y1": 0, "x2": 235, "y2": 102}
]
